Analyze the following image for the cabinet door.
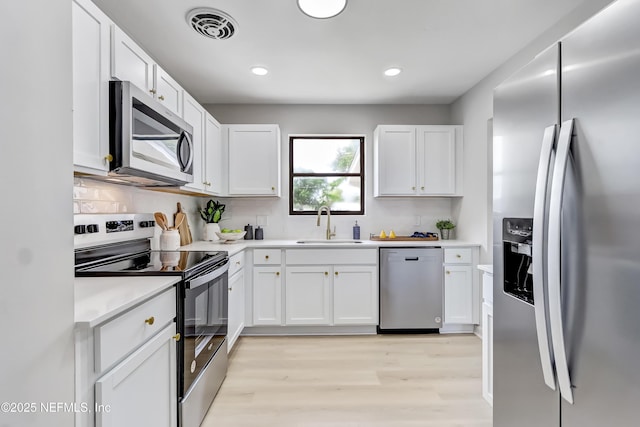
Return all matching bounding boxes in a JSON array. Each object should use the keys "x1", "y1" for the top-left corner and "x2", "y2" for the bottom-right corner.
[
  {"x1": 444, "y1": 265, "x2": 473, "y2": 324},
  {"x1": 285, "y1": 266, "x2": 331, "y2": 325},
  {"x1": 181, "y1": 92, "x2": 206, "y2": 192},
  {"x1": 111, "y1": 26, "x2": 154, "y2": 94},
  {"x1": 374, "y1": 126, "x2": 417, "y2": 196},
  {"x1": 417, "y1": 126, "x2": 456, "y2": 195},
  {"x1": 72, "y1": 0, "x2": 111, "y2": 174},
  {"x1": 227, "y1": 125, "x2": 281, "y2": 196},
  {"x1": 252, "y1": 267, "x2": 282, "y2": 325},
  {"x1": 228, "y1": 269, "x2": 245, "y2": 352},
  {"x1": 333, "y1": 265, "x2": 378, "y2": 325},
  {"x1": 95, "y1": 323, "x2": 177, "y2": 427},
  {"x1": 482, "y1": 302, "x2": 494, "y2": 406},
  {"x1": 204, "y1": 114, "x2": 223, "y2": 195},
  {"x1": 154, "y1": 65, "x2": 183, "y2": 116}
]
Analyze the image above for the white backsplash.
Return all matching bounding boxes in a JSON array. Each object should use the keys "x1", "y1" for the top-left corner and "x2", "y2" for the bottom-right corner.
[
  {"x1": 218, "y1": 197, "x2": 454, "y2": 241},
  {"x1": 73, "y1": 178, "x2": 207, "y2": 243},
  {"x1": 73, "y1": 178, "x2": 456, "y2": 243}
]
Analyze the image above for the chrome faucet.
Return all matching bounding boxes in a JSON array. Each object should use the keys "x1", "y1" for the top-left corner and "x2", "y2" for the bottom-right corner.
[{"x1": 316, "y1": 206, "x2": 336, "y2": 240}]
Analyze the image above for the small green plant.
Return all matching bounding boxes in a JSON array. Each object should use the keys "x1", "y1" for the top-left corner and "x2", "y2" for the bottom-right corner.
[
  {"x1": 200, "y1": 200, "x2": 225, "y2": 223},
  {"x1": 436, "y1": 219, "x2": 456, "y2": 230}
]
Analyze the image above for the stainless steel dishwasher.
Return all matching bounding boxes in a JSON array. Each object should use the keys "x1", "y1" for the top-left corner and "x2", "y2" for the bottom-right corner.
[{"x1": 379, "y1": 247, "x2": 443, "y2": 332}]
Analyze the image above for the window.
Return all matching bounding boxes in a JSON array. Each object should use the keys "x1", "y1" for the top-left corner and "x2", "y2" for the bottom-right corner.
[{"x1": 289, "y1": 136, "x2": 364, "y2": 215}]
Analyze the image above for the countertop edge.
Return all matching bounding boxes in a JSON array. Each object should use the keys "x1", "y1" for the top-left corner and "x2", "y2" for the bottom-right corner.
[
  {"x1": 180, "y1": 239, "x2": 481, "y2": 254},
  {"x1": 477, "y1": 264, "x2": 494, "y2": 274},
  {"x1": 75, "y1": 276, "x2": 181, "y2": 329}
]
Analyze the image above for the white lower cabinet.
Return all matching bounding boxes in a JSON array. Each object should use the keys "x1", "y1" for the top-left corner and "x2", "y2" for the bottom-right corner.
[
  {"x1": 333, "y1": 266, "x2": 378, "y2": 325},
  {"x1": 252, "y1": 266, "x2": 282, "y2": 325},
  {"x1": 75, "y1": 287, "x2": 177, "y2": 427},
  {"x1": 282, "y1": 249, "x2": 378, "y2": 327},
  {"x1": 443, "y1": 265, "x2": 474, "y2": 324},
  {"x1": 285, "y1": 266, "x2": 332, "y2": 325},
  {"x1": 482, "y1": 301, "x2": 494, "y2": 406},
  {"x1": 227, "y1": 252, "x2": 245, "y2": 351},
  {"x1": 442, "y1": 247, "x2": 478, "y2": 326},
  {"x1": 95, "y1": 323, "x2": 177, "y2": 427}
]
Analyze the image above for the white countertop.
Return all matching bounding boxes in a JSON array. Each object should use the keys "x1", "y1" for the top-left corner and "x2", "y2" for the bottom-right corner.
[
  {"x1": 181, "y1": 239, "x2": 481, "y2": 255},
  {"x1": 75, "y1": 239, "x2": 481, "y2": 328},
  {"x1": 477, "y1": 264, "x2": 493, "y2": 274},
  {"x1": 75, "y1": 276, "x2": 180, "y2": 328}
]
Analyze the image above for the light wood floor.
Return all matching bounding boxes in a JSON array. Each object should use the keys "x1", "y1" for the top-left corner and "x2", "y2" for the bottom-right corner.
[{"x1": 202, "y1": 334, "x2": 492, "y2": 427}]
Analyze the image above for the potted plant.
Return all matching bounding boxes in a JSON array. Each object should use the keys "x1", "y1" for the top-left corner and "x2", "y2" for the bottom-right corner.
[
  {"x1": 200, "y1": 200, "x2": 225, "y2": 241},
  {"x1": 436, "y1": 219, "x2": 456, "y2": 240}
]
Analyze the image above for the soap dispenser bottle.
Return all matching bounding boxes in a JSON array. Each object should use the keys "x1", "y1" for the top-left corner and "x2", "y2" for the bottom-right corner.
[{"x1": 352, "y1": 221, "x2": 360, "y2": 240}]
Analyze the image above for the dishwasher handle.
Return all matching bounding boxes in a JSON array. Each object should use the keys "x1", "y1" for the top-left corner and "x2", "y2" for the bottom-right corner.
[{"x1": 404, "y1": 257, "x2": 420, "y2": 261}]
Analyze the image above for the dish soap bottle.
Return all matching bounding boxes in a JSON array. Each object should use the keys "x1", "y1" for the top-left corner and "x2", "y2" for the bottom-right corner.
[{"x1": 353, "y1": 221, "x2": 360, "y2": 240}]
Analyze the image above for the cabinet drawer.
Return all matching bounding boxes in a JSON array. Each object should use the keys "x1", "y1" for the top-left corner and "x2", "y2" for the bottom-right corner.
[
  {"x1": 444, "y1": 248, "x2": 472, "y2": 264},
  {"x1": 253, "y1": 249, "x2": 282, "y2": 265},
  {"x1": 229, "y1": 251, "x2": 245, "y2": 276},
  {"x1": 286, "y1": 249, "x2": 377, "y2": 265},
  {"x1": 94, "y1": 287, "x2": 176, "y2": 373}
]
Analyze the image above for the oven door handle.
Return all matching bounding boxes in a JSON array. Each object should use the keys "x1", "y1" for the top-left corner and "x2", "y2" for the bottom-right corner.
[{"x1": 186, "y1": 260, "x2": 229, "y2": 290}]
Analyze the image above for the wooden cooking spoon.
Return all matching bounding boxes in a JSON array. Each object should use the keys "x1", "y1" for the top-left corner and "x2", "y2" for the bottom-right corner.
[{"x1": 154, "y1": 212, "x2": 168, "y2": 230}]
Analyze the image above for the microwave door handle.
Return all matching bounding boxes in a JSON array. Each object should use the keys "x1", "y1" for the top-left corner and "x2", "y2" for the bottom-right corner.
[
  {"x1": 548, "y1": 119, "x2": 575, "y2": 404},
  {"x1": 177, "y1": 132, "x2": 194, "y2": 172},
  {"x1": 533, "y1": 124, "x2": 558, "y2": 391}
]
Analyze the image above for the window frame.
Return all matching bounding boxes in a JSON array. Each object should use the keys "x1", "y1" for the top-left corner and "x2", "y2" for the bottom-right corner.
[{"x1": 289, "y1": 135, "x2": 365, "y2": 216}]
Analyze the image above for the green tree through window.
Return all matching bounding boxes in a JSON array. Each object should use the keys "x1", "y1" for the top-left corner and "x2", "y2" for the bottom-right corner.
[{"x1": 289, "y1": 136, "x2": 364, "y2": 215}]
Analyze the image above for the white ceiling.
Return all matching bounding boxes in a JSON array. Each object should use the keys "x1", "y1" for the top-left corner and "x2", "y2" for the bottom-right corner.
[{"x1": 92, "y1": 0, "x2": 585, "y2": 104}]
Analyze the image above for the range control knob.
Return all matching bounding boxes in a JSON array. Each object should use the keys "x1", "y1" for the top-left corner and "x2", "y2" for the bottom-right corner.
[
  {"x1": 87, "y1": 224, "x2": 100, "y2": 234},
  {"x1": 74, "y1": 225, "x2": 86, "y2": 235}
]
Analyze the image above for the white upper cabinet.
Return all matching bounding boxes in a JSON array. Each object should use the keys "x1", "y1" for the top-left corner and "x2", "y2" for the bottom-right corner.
[
  {"x1": 111, "y1": 26, "x2": 154, "y2": 94},
  {"x1": 225, "y1": 125, "x2": 281, "y2": 196},
  {"x1": 72, "y1": 0, "x2": 112, "y2": 175},
  {"x1": 111, "y1": 27, "x2": 184, "y2": 116},
  {"x1": 204, "y1": 113, "x2": 223, "y2": 195},
  {"x1": 181, "y1": 92, "x2": 206, "y2": 193},
  {"x1": 373, "y1": 126, "x2": 417, "y2": 196},
  {"x1": 374, "y1": 125, "x2": 463, "y2": 196},
  {"x1": 417, "y1": 126, "x2": 458, "y2": 195},
  {"x1": 154, "y1": 65, "x2": 183, "y2": 116}
]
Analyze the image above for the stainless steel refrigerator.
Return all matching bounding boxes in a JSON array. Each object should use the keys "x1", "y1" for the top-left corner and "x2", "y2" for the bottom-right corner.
[{"x1": 492, "y1": 0, "x2": 640, "y2": 425}]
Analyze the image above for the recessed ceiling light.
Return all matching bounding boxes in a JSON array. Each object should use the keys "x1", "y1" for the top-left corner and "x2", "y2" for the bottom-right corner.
[
  {"x1": 384, "y1": 67, "x2": 402, "y2": 77},
  {"x1": 297, "y1": 0, "x2": 347, "y2": 19},
  {"x1": 251, "y1": 66, "x2": 269, "y2": 76}
]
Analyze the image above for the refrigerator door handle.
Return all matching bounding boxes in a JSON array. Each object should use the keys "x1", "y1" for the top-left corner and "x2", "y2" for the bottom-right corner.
[
  {"x1": 532, "y1": 124, "x2": 557, "y2": 391},
  {"x1": 548, "y1": 118, "x2": 575, "y2": 404}
]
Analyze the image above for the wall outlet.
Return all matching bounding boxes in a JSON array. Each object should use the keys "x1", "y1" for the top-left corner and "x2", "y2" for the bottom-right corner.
[
  {"x1": 414, "y1": 216, "x2": 421, "y2": 226},
  {"x1": 256, "y1": 215, "x2": 268, "y2": 226}
]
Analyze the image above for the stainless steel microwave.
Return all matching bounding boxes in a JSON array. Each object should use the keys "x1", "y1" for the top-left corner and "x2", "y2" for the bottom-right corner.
[{"x1": 108, "y1": 80, "x2": 194, "y2": 187}]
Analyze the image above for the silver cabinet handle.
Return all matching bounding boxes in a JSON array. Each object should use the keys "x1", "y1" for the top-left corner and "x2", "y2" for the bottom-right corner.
[
  {"x1": 548, "y1": 118, "x2": 575, "y2": 404},
  {"x1": 533, "y1": 124, "x2": 558, "y2": 391}
]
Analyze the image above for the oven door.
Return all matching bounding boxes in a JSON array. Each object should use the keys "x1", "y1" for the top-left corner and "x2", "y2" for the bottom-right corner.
[{"x1": 179, "y1": 259, "x2": 228, "y2": 397}]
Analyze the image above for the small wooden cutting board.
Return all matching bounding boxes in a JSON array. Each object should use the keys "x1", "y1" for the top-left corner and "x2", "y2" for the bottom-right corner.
[{"x1": 175, "y1": 202, "x2": 193, "y2": 246}]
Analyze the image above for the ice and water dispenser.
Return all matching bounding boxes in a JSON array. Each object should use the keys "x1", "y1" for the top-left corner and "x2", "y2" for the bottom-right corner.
[{"x1": 502, "y1": 218, "x2": 534, "y2": 304}]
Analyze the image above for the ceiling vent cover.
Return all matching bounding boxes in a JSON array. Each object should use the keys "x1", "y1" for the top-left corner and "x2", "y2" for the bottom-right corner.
[{"x1": 186, "y1": 8, "x2": 238, "y2": 40}]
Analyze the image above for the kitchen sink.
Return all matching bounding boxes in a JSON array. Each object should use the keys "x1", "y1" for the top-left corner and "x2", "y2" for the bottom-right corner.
[{"x1": 296, "y1": 239, "x2": 364, "y2": 244}]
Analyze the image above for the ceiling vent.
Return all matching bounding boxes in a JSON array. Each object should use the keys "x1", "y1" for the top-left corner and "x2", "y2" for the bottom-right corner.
[{"x1": 186, "y1": 8, "x2": 238, "y2": 40}]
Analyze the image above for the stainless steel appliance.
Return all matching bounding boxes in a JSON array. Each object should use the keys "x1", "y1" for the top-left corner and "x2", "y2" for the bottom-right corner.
[
  {"x1": 379, "y1": 247, "x2": 443, "y2": 332},
  {"x1": 108, "y1": 81, "x2": 194, "y2": 187},
  {"x1": 74, "y1": 214, "x2": 228, "y2": 427},
  {"x1": 493, "y1": 0, "x2": 640, "y2": 425}
]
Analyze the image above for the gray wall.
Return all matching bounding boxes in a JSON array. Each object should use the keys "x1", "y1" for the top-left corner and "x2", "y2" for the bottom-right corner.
[
  {"x1": 0, "y1": 0, "x2": 75, "y2": 425},
  {"x1": 204, "y1": 104, "x2": 458, "y2": 240},
  {"x1": 450, "y1": 0, "x2": 616, "y2": 263}
]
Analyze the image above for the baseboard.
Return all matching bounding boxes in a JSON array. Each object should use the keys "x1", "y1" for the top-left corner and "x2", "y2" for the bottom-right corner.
[
  {"x1": 439, "y1": 324, "x2": 476, "y2": 334},
  {"x1": 242, "y1": 325, "x2": 378, "y2": 336}
]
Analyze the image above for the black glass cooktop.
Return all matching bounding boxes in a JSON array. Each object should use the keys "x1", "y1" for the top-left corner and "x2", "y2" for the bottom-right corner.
[{"x1": 75, "y1": 239, "x2": 227, "y2": 278}]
